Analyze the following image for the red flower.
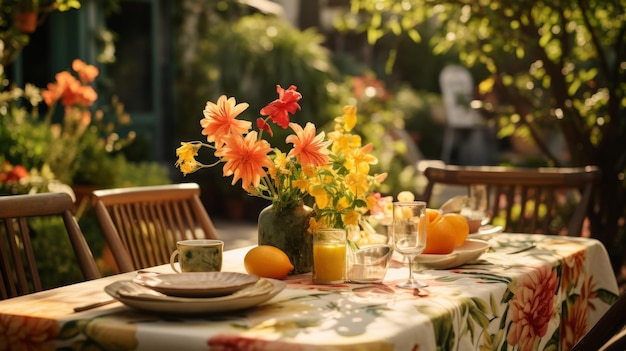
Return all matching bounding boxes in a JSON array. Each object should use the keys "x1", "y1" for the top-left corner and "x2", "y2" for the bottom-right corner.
[
  {"x1": 1, "y1": 163, "x2": 28, "y2": 183},
  {"x1": 256, "y1": 118, "x2": 273, "y2": 137},
  {"x1": 260, "y1": 85, "x2": 301, "y2": 129}
]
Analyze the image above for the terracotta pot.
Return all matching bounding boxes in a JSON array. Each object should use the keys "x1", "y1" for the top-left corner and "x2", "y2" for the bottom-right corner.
[{"x1": 14, "y1": 11, "x2": 38, "y2": 33}]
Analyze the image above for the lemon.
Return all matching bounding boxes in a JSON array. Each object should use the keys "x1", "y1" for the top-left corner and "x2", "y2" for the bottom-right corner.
[
  {"x1": 244, "y1": 245, "x2": 294, "y2": 279},
  {"x1": 397, "y1": 191, "x2": 415, "y2": 202}
]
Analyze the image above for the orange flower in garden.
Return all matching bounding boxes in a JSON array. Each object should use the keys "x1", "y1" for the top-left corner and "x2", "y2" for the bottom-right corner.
[
  {"x1": 214, "y1": 131, "x2": 273, "y2": 191},
  {"x1": 42, "y1": 60, "x2": 98, "y2": 109},
  {"x1": 72, "y1": 59, "x2": 99, "y2": 83},
  {"x1": 260, "y1": 85, "x2": 302, "y2": 128},
  {"x1": 201, "y1": 95, "x2": 251, "y2": 146},
  {"x1": 286, "y1": 122, "x2": 331, "y2": 167}
]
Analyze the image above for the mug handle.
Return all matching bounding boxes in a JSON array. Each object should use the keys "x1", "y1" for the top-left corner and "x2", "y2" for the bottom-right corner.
[{"x1": 170, "y1": 250, "x2": 181, "y2": 273}]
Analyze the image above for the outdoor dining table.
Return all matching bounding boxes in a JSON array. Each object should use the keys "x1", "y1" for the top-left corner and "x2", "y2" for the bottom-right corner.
[{"x1": 0, "y1": 233, "x2": 619, "y2": 351}]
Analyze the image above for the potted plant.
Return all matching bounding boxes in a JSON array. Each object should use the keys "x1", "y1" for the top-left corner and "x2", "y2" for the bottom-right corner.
[{"x1": 13, "y1": 0, "x2": 39, "y2": 33}]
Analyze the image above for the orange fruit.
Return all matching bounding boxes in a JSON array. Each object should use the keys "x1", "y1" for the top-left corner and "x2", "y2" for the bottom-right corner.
[
  {"x1": 244, "y1": 245, "x2": 294, "y2": 279},
  {"x1": 425, "y1": 208, "x2": 442, "y2": 226},
  {"x1": 441, "y1": 213, "x2": 470, "y2": 246},
  {"x1": 422, "y1": 213, "x2": 469, "y2": 254},
  {"x1": 423, "y1": 218, "x2": 456, "y2": 254}
]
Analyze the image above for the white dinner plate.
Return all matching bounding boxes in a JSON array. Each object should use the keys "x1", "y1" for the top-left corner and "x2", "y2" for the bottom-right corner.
[
  {"x1": 105, "y1": 278, "x2": 286, "y2": 315},
  {"x1": 415, "y1": 239, "x2": 490, "y2": 269},
  {"x1": 133, "y1": 272, "x2": 259, "y2": 297},
  {"x1": 468, "y1": 225, "x2": 504, "y2": 240}
]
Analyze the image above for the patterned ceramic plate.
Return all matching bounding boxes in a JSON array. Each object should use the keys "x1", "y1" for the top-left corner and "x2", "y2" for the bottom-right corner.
[
  {"x1": 105, "y1": 278, "x2": 285, "y2": 315},
  {"x1": 133, "y1": 272, "x2": 259, "y2": 297}
]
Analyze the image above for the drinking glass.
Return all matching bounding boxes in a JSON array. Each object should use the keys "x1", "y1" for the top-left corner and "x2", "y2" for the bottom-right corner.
[
  {"x1": 468, "y1": 184, "x2": 491, "y2": 225},
  {"x1": 392, "y1": 201, "x2": 428, "y2": 289}
]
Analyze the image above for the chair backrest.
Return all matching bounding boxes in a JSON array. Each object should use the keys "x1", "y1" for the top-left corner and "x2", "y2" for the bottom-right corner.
[
  {"x1": 0, "y1": 192, "x2": 101, "y2": 299},
  {"x1": 571, "y1": 291, "x2": 626, "y2": 351},
  {"x1": 92, "y1": 183, "x2": 219, "y2": 272},
  {"x1": 420, "y1": 165, "x2": 601, "y2": 236}
]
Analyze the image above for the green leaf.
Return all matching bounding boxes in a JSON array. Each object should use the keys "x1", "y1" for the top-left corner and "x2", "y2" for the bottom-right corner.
[
  {"x1": 567, "y1": 79, "x2": 582, "y2": 96},
  {"x1": 407, "y1": 29, "x2": 421, "y2": 42}
]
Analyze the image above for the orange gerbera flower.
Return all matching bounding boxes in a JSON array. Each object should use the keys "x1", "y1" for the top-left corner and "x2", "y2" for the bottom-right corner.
[
  {"x1": 260, "y1": 85, "x2": 301, "y2": 128},
  {"x1": 201, "y1": 95, "x2": 251, "y2": 146},
  {"x1": 286, "y1": 122, "x2": 331, "y2": 167},
  {"x1": 215, "y1": 131, "x2": 273, "y2": 191}
]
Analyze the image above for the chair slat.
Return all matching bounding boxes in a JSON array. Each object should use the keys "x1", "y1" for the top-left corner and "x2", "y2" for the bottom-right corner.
[
  {"x1": 147, "y1": 203, "x2": 169, "y2": 265},
  {"x1": 1, "y1": 220, "x2": 18, "y2": 298},
  {"x1": 17, "y1": 218, "x2": 41, "y2": 293},
  {"x1": 155, "y1": 202, "x2": 177, "y2": 259}
]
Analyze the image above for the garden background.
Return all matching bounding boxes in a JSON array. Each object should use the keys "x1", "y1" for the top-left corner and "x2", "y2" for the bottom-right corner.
[{"x1": 1, "y1": 0, "x2": 624, "y2": 291}]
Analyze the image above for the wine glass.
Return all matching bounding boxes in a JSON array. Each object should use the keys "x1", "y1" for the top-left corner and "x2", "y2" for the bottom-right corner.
[
  {"x1": 467, "y1": 184, "x2": 491, "y2": 226},
  {"x1": 392, "y1": 201, "x2": 428, "y2": 289}
]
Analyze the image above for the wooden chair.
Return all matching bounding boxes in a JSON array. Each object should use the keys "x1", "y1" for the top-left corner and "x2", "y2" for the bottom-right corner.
[
  {"x1": 420, "y1": 165, "x2": 601, "y2": 236},
  {"x1": 92, "y1": 183, "x2": 219, "y2": 272},
  {"x1": 571, "y1": 291, "x2": 626, "y2": 351},
  {"x1": 0, "y1": 192, "x2": 101, "y2": 299}
]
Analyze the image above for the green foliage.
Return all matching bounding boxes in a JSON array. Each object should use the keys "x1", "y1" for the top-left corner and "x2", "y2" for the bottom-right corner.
[
  {"x1": 29, "y1": 217, "x2": 84, "y2": 289},
  {"x1": 347, "y1": 0, "x2": 626, "y2": 273},
  {"x1": 176, "y1": 11, "x2": 339, "y2": 139},
  {"x1": 324, "y1": 74, "x2": 444, "y2": 197}
]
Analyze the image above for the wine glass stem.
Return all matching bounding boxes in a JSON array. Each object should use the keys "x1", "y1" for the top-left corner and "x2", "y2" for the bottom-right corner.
[{"x1": 406, "y1": 255, "x2": 416, "y2": 284}]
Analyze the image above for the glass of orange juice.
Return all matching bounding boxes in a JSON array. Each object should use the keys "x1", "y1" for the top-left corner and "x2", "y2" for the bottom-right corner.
[{"x1": 312, "y1": 228, "x2": 347, "y2": 284}]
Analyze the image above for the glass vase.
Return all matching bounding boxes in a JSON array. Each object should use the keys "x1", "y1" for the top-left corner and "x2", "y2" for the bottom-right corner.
[{"x1": 257, "y1": 202, "x2": 313, "y2": 274}]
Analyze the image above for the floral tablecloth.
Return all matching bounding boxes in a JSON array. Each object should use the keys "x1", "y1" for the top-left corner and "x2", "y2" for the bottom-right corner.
[{"x1": 0, "y1": 234, "x2": 619, "y2": 351}]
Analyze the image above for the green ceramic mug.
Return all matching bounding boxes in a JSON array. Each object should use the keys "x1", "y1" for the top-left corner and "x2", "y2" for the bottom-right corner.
[{"x1": 169, "y1": 239, "x2": 223, "y2": 273}]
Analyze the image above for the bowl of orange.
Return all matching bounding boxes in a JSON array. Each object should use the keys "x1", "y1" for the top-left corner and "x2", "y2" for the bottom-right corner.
[{"x1": 413, "y1": 210, "x2": 490, "y2": 269}]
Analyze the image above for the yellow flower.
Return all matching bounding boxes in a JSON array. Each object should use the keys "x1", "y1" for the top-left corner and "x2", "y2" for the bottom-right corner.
[
  {"x1": 178, "y1": 160, "x2": 200, "y2": 176},
  {"x1": 309, "y1": 184, "x2": 329, "y2": 209},
  {"x1": 175, "y1": 142, "x2": 202, "y2": 175},
  {"x1": 342, "y1": 105, "x2": 357, "y2": 131},
  {"x1": 342, "y1": 210, "x2": 360, "y2": 226},
  {"x1": 346, "y1": 172, "x2": 369, "y2": 195},
  {"x1": 175, "y1": 142, "x2": 199, "y2": 162},
  {"x1": 365, "y1": 194, "x2": 378, "y2": 210},
  {"x1": 292, "y1": 178, "x2": 309, "y2": 192},
  {"x1": 336, "y1": 197, "x2": 350, "y2": 211}
]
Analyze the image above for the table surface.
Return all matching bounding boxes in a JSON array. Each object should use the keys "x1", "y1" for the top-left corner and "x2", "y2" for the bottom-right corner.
[{"x1": 0, "y1": 233, "x2": 620, "y2": 351}]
